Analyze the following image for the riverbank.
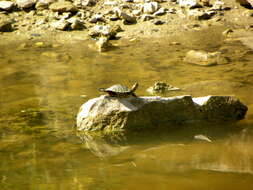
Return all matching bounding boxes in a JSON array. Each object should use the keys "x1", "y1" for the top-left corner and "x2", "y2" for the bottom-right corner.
[{"x1": 0, "y1": 0, "x2": 253, "y2": 50}]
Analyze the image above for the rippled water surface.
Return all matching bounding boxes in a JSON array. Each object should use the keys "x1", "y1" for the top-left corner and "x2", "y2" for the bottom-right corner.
[{"x1": 1, "y1": 33, "x2": 253, "y2": 190}]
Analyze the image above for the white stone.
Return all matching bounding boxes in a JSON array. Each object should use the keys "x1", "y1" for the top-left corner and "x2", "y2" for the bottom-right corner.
[
  {"x1": 16, "y1": 0, "x2": 36, "y2": 8},
  {"x1": 178, "y1": 0, "x2": 199, "y2": 7},
  {"x1": 143, "y1": 2, "x2": 159, "y2": 14},
  {"x1": 0, "y1": 1, "x2": 14, "y2": 11}
]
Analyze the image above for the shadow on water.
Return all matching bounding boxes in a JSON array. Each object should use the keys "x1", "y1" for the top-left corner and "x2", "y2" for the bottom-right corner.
[{"x1": 77, "y1": 121, "x2": 247, "y2": 158}]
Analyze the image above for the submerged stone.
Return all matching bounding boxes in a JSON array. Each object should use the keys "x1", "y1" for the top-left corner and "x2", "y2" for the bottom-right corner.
[
  {"x1": 76, "y1": 95, "x2": 247, "y2": 132},
  {"x1": 184, "y1": 50, "x2": 229, "y2": 66}
]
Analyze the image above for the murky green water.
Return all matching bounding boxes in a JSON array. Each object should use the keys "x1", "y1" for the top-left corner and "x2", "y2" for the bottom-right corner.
[{"x1": 1, "y1": 31, "x2": 253, "y2": 189}]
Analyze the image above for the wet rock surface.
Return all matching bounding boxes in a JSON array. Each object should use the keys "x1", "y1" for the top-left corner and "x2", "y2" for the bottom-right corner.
[
  {"x1": 76, "y1": 95, "x2": 248, "y2": 132},
  {"x1": 184, "y1": 50, "x2": 229, "y2": 66}
]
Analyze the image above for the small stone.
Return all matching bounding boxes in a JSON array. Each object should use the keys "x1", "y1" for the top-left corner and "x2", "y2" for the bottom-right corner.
[
  {"x1": 96, "y1": 36, "x2": 111, "y2": 52},
  {"x1": 89, "y1": 25, "x2": 111, "y2": 38},
  {"x1": 109, "y1": 14, "x2": 119, "y2": 21},
  {"x1": 211, "y1": 0, "x2": 231, "y2": 10},
  {"x1": 236, "y1": 0, "x2": 253, "y2": 8},
  {"x1": 67, "y1": 17, "x2": 84, "y2": 30},
  {"x1": 16, "y1": 0, "x2": 36, "y2": 9},
  {"x1": 0, "y1": 1, "x2": 14, "y2": 11},
  {"x1": 113, "y1": 7, "x2": 121, "y2": 17},
  {"x1": 132, "y1": 9, "x2": 142, "y2": 16},
  {"x1": 222, "y1": 29, "x2": 233, "y2": 36},
  {"x1": 73, "y1": 0, "x2": 96, "y2": 8},
  {"x1": 178, "y1": 0, "x2": 201, "y2": 8},
  {"x1": 120, "y1": 12, "x2": 136, "y2": 24},
  {"x1": 153, "y1": 7, "x2": 166, "y2": 16},
  {"x1": 51, "y1": 19, "x2": 70, "y2": 30},
  {"x1": 167, "y1": 8, "x2": 177, "y2": 14},
  {"x1": 199, "y1": 0, "x2": 211, "y2": 7},
  {"x1": 35, "y1": 0, "x2": 56, "y2": 10},
  {"x1": 0, "y1": 19, "x2": 13, "y2": 32},
  {"x1": 141, "y1": 14, "x2": 155, "y2": 21},
  {"x1": 103, "y1": 0, "x2": 118, "y2": 6},
  {"x1": 143, "y1": 2, "x2": 159, "y2": 14},
  {"x1": 153, "y1": 19, "x2": 165, "y2": 25},
  {"x1": 49, "y1": 1, "x2": 77, "y2": 13},
  {"x1": 147, "y1": 82, "x2": 181, "y2": 94},
  {"x1": 188, "y1": 10, "x2": 216, "y2": 20},
  {"x1": 89, "y1": 14, "x2": 105, "y2": 23},
  {"x1": 184, "y1": 50, "x2": 229, "y2": 66}
]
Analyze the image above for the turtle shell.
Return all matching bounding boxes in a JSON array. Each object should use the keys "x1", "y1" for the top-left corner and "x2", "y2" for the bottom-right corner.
[{"x1": 105, "y1": 84, "x2": 130, "y2": 94}]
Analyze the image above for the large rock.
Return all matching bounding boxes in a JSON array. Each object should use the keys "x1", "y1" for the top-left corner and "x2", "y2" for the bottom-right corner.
[{"x1": 76, "y1": 95, "x2": 247, "y2": 132}]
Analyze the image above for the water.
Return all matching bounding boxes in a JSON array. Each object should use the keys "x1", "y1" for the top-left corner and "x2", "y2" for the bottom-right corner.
[{"x1": 1, "y1": 32, "x2": 253, "y2": 189}]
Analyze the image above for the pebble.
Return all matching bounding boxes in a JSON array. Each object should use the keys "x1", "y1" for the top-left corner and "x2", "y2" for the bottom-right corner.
[
  {"x1": 0, "y1": 19, "x2": 13, "y2": 32},
  {"x1": 49, "y1": 1, "x2": 77, "y2": 13},
  {"x1": 143, "y1": 2, "x2": 159, "y2": 14},
  {"x1": 0, "y1": 1, "x2": 14, "y2": 11},
  {"x1": 141, "y1": 14, "x2": 155, "y2": 21},
  {"x1": 153, "y1": 20, "x2": 165, "y2": 25},
  {"x1": 184, "y1": 50, "x2": 229, "y2": 66},
  {"x1": 16, "y1": 0, "x2": 36, "y2": 9},
  {"x1": 153, "y1": 7, "x2": 167, "y2": 16},
  {"x1": 120, "y1": 12, "x2": 136, "y2": 24},
  {"x1": 51, "y1": 19, "x2": 70, "y2": 30}
]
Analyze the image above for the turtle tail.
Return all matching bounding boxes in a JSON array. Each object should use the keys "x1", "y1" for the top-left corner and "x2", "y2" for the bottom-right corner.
[{"x1": 131, "y1": 82, "x2": 139, "y2": 92}]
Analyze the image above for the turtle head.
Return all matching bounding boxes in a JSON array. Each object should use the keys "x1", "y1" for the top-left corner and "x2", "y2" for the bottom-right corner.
[{"x1": 131, "y1": 82, "x2": 139, "y2": 92}]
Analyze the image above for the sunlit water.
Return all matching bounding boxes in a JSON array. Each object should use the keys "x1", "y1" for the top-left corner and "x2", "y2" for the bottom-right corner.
[{"x1": 1, "y1": 31, "x2": 253, "y2": 190}]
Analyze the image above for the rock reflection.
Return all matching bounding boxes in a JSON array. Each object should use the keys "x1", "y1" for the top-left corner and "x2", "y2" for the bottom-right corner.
[{"x1": 77, "y1": 132, "x2": 129, "y2": 159}]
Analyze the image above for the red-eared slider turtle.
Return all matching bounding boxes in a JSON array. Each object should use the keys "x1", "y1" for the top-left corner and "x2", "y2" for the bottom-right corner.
[{"x1": 99, "y1": 83, "x2": 138, "y2": 97}]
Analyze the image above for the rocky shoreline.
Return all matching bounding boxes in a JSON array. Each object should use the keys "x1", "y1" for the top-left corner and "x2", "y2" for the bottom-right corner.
[{"x1": 1, "y1": 0, "x2": 253, "y2": 51}]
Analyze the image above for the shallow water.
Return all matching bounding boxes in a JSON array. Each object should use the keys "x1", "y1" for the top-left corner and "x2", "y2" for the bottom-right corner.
[{"x1": 1, "y1": 32, "x2": 253, "y2": 190}]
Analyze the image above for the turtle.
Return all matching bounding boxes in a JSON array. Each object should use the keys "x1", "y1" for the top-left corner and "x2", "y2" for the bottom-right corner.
[{"x1": 99, "y1": 83, "x2": 138, "y2": 97}]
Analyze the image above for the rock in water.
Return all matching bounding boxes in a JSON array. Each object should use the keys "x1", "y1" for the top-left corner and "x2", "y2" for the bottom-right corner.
[
  {"x1": 76, "y1": 95, "x2": 247, "y2": 132},
  {"x1": 184, "y1": 50, "x2": 229, "y2": 66},
  {"x1": 147, "y1": 82, "x2": 181, "y2": 94}
]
